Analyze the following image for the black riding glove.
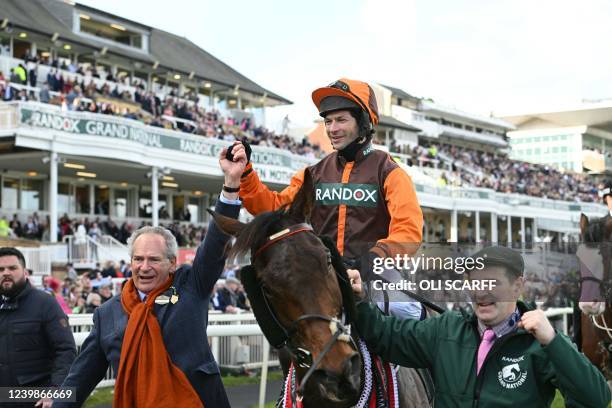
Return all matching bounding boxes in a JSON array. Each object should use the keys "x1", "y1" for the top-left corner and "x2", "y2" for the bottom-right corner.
[{"x1": 226, "y1": 138, "x2": 252, "y2": 164}]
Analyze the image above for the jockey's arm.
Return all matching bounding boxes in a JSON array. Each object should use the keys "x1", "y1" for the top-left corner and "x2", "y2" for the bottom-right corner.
[
  {"x1": 371, "y1": 167, "x2": 423, "y2": 259},
  {"x1": 239, "y1": 163, "x2": 304, "y2": 215}
]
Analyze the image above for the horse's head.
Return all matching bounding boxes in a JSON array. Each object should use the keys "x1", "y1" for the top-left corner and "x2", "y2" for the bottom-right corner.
[
  {"x1": 578, "y1": 214, "x2": 612, "y2": 311},
  {"x1": 213, "y1": 170, "x2": 361, "y2": 407}
]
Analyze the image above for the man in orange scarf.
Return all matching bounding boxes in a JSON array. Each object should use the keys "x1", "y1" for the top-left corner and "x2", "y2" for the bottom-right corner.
[{"x1": 56, "y1": 147, "x2": 246, "y2": 407}]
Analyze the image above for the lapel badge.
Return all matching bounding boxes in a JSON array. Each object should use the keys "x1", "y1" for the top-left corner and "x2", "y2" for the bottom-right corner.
[{"x1": 155, "y1": 295, "x2": 170, "y2": 305}]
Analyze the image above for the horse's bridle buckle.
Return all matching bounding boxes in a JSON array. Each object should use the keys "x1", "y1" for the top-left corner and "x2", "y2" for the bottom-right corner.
[{"x1": 294, "y1": 347, "x2": 313, "y2": 368}]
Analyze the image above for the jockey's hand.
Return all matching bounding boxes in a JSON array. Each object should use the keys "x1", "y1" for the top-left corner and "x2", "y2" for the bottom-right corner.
[
  {"x1": 517, "y1": 309, "x2": 556, "y2": 345},
  {"x1": 347, "y1": 269, "x2": 364, "y2": 299},
  {"x1": 220, "y1": 141, "x2": 247, "y2": 186}
]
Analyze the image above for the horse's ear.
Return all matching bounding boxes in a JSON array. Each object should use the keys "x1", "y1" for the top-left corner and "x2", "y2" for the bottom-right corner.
[
  {"x1": 580, "y1": 213, "x2": 590, "y2": 235},
  {"x1": 207, "y1": 209, "x2": 245, "y2": 237},
  {"x1": 288, "y1": 167, "x2": 314, "y2": 222}
]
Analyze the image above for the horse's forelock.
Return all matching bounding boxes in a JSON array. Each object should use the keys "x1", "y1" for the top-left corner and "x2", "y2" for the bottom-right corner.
[{"x1": 228, "y1": 209, "x2": 287, "y2": 260}]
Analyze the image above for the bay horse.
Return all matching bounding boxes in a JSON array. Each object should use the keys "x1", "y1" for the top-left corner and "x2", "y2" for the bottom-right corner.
[
  {"x1": 578, "y1": 213, "x2": 612, "y2": 384},
  {"x1": 211, "y1": 170, "x2": 432, "y2": 407}
]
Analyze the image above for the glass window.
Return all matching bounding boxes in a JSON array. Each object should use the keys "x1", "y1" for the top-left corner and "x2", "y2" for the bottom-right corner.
[
  {"x1": 535, "y1": 148, "x2": 541, "y2": 155},
  {"x1": 173, "y1": 195, "x2": 185, "y2": 220},
  {"x1": 158, "y1": 194, "x2": 168, "y2": 219},
  {"x1": 94, "y1": 186, "x2": 109, "y2": 215},
  {"x1": 2, "y1": 178, "x2": 19, "y2": 209},
  {"x1": 75, "y1": 185, "x2": 90, "y2": 214},
  {"x1": 552, "y1": 147, "x2": 559, "y2": 153},
  {"x1": 114, "y1": 189, "x2": 128, "y2": 218},
  {"x1": 139, "y1": 191, "x2": 152, "y2": 218},
  {"x1": 58, "y1": 183, "x2": 72, "y2": 214},
  {"x1": 188, "y1": 197, "x2": 199, "y2": 223},
  {"x1": 21, "y1": 179, "x2": 43, "y2": 211}
]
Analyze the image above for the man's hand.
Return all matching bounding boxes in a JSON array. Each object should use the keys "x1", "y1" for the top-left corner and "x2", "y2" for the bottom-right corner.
[
  {"x1": 347, "y1": 269, "x2": 364, "y2": 299},
  {"x1": 517, "y1": 309, "x2": 556, "y2": 345},
  {"x1": 35, "y1": 398, "x2": 52, "y2": 408},
  {"x1": 219, "y1": 141, "x2": 247, "y2": 187}
]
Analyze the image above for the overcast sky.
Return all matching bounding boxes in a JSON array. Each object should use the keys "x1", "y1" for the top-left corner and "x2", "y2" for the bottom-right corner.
[{"x1": 78, "y1": 0, "x2": 612, "y2": 130}]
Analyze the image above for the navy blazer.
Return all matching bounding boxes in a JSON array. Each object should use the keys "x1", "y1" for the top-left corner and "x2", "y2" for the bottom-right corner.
[{"x1": 57, "y1": 201, "x2": 240, "y2": 407}]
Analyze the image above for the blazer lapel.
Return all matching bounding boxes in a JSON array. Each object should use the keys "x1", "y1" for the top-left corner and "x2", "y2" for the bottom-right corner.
[
  {"x1": 153, "y1": 287, "x2": 173, "y2": 326},
  {"x1": 112, "y1": 297, "x2": 128, "y2": 337}
]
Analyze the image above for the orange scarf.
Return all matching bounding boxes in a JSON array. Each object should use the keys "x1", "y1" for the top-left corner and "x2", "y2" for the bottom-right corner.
[{"x1": 113, "y1": 276, "x2": 203, "y2": 408}]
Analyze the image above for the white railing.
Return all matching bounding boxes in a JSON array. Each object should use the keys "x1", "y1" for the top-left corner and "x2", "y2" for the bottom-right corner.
[
  {"x1": 543, "y1": 307, "x2": 574, "y2": 335},
  {"x1": 68, "y1": 312, "x2": 275, "y2": 407},
  {"x1": 208, "y1": 312, "x2": 280, "y2": 369},
  {"x1": 15, "y1": 246, "x2": 51, "y2": 275},
  {"x1": 63, "y1": 234, "x2": 128, "y2": 266},
  {"x1": 97, "y1": 235, "x2": 129, "y2": 262},
  {"x1": 63, "y1": 235, "x2": 93, "y2": 266},
  {"x1": 66, "y1": 307, "x2": 575, "y2": 407}
]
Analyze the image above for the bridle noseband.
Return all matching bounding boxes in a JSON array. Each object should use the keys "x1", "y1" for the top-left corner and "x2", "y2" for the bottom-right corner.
[{"x1": 250, "y1": 222, "x2": 359, "y2": 402}]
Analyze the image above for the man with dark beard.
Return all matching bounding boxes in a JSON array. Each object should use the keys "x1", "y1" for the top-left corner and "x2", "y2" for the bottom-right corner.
[{"x1": 0, "y1": 247, "x2": 76, "y2": 407}]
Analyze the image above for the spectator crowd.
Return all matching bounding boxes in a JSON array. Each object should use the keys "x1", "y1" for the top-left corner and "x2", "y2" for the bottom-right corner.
[
  {"x1": 30, "y1": 260, "x2": 251, "y2": 316},
  {"x1": 404, "y1": 142, "x2": 601, "y2": 202},
  {"x1": 0, "y1": 54, "x2": 325, "y2": 159},
  {"x1": 0, "y1": 211, "x2": 207, "y2": 248}
]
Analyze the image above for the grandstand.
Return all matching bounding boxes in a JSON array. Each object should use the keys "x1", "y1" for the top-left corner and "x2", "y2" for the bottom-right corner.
[
  {"x1": 0, "y1": 4, "x2": 608, "y2": 407},
  {"x1": 0, "y1": 0, "x2": 608, "y2": 276}
]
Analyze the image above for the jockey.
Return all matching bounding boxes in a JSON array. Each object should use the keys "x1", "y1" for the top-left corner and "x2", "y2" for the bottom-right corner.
[{"x1": 222, "y1": 78, "x2": 424, "y2": 319}]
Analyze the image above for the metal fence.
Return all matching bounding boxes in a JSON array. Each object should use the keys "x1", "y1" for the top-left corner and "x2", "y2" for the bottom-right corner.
[
  {"x1": 68, "y1": 312, "x2": 278, "y2": 387},
  {"x1": 15, "y1": 246, "x2": 51, "y2": 276}
]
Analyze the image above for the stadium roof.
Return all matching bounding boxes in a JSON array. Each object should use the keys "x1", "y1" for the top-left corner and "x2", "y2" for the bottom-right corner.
[
  {"x1": 379, "y1": 84, "x2": 420, "y2": 103},
  {"x1": 420, "y1": 100, "x2": 515, "y2": 130},
  {"x1": 0, "y1": 0, "x2": 291, "y2": 105},
  {"x1": 378, "y1": 84, "x2": 513, "y2": 130},
  {"x1": 500, "y1": 101, "x2": 612, "y2": 129},
  {"x1": 379, "y1": 115, "x2": 421, "y2": 132}
]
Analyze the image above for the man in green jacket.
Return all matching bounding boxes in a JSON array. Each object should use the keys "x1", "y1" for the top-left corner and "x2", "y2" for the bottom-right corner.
[{"x1": 347, "y1": 246, "x2": 611, "y2": 407}]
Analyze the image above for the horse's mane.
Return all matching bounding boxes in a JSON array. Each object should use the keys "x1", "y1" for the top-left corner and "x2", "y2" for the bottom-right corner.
[
  {"x1": 228, "y1": 207, "x2": 291, "y2": 260},
  {"x1": 230, "y1": 168, "x2": 314, "y2": 261}
]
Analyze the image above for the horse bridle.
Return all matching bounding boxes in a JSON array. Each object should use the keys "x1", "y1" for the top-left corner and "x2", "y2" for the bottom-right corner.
[
  {"x1": 250, "y1": 223, "x2": 359, "y2": 402},
  {"x1": 579, "y1": 234, "x2": 612, "y2": 339}
]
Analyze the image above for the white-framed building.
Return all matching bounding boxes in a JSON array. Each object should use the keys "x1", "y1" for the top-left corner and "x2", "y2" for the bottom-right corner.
[{"x1": 501, "y1": 102, "x2": 612, "y2": 174}]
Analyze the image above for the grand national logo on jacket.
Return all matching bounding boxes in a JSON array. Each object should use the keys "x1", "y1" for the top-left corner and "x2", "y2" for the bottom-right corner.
[
  {"x1": 497, "y1": 356, "x2": 527, "y2": 389},
  {"x1": 315, "y1": 183, "x2": 378, "y2": 207}
]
